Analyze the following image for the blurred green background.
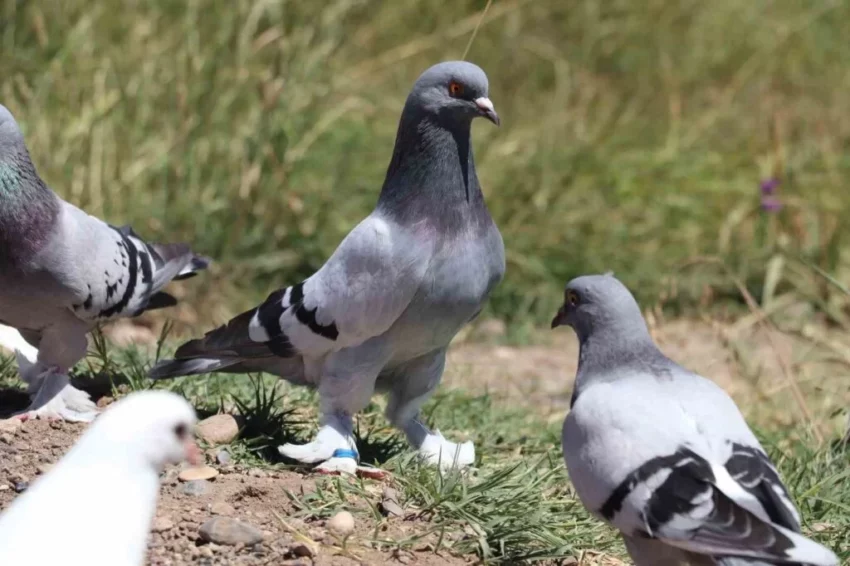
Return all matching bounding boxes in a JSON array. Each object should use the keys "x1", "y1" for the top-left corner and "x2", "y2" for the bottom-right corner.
[{"x1": 3, "y1": 0, "x2": 850, "y2": 332}]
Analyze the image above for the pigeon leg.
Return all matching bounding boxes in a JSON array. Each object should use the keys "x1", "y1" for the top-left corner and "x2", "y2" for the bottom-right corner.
[
  {"x1": 278, "y1": 411, "x2": 358, "y2": 470},
  {"x1": 278, "y1": 361, "x2": 382, "y2": 473},
  {"x1": 15, "y1": 323, "x2": 97, "y2": 422},
  {"x1": 385, "y1": 349, "x2": 475, "y2": 470},
  {"x1": 15, "y1": 367, "x2": 97, "y2": 422}
]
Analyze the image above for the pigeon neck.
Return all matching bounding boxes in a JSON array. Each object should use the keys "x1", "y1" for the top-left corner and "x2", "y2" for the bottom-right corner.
[
  {"x1": 377, "y1": 107, "x2": 488, "y2": 231},
  {"x1": 0, "y1": 143, "x2": 60, "y2": 264},
  {"x1": 572, "y1": 322, "x2": 664, "y2": 404}
]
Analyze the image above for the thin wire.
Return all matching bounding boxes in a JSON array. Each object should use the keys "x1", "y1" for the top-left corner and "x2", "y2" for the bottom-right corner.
[{"x1": 461, "y1": 0, "x2": 495, "y2": 61}]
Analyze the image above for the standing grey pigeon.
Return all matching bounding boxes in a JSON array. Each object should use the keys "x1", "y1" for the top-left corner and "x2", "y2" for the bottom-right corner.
[
  {"x1": 0, "y1": 390, "x2": 200, "y2": 566},
  {"x1": 551, "y1": 274, "x2": 839, "y2": 566},
  {"x1": 0, "y1": 104, "x2": 209, "y2": 422},
  {"x1": 151, "y1": 61, "x2": 505, "y2": 474}
]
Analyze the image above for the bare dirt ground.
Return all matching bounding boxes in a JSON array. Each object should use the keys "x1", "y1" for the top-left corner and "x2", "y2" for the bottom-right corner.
[{"x1": 0, "y1": 317, "x2": 846, "y2": 565}]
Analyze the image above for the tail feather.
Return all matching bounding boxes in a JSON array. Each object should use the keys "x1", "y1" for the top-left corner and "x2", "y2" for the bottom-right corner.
[
  {"x1": 173, "y1": 254, "x2": 211, "y2": 280},
  {"x1": 149, "y1": 308, "x2": 279, "y2": 380},
  {"x1": 143, "y1": 292, "x2": 179, "y2": 311},
  {"x1": 149, "y1": 357, "x2": 242, "y2": 379},
  {"x1": 174, "y1": 309, "x2": 270, "y2": 359}
]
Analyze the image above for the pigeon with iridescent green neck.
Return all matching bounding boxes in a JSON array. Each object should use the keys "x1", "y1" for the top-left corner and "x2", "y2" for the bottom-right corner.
[{"x1": 0, "y1": 104, "x2": 209, "y2": 422}]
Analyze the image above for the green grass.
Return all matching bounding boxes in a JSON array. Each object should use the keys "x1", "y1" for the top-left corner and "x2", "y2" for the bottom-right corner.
[
  {"x1": 3, "y1": 0, "x2": 850, "y2": 334},
  {"x1": 3, "y1": 347, "x2": 846, "y2": 564}
]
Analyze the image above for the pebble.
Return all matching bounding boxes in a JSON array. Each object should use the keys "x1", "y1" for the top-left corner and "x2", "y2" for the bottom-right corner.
[
  {"x1": 151, "y1": 517, "x2": 175, "y2": 533},
  {"x1": 196, "y1": 414, "x2": 239, "y2": 445},
  {"x1": 0, "y1": 484, "x2": 8, "y2": 491},
  {"x1": 380, "y1": 486, "x2": 404, "y2": 518},
  {"x1": 198, "y1": 517, "x2": 264, "y2": 546},
  {"x1": 327, "y1": 510, "x2": 355, "y2": 539},
  {"x1": 290, "y1": 542, "x2": 316, "y2": 558},
  {"x1": 12, "y1": 481, "x2": 28, "y2": 493},
  {"x1": 215, "y1": 449, "x2": 231, "y2": 466},
  {"x1": 0, "y1": 434, "x2": 12, "y2": 444},
  {"x1": 248, "y1": 468, "x2": 267, "y2": 478},
  {"x1": 181, "y1": 480, "x2": 209, "y2": 497},
  {"x1": 178, "y1": 466, "x2": 218, "y2": 482},
  {"x1": 36, "y1": 463, "x2": 53, "y2": 475},
  {"x1": 210, "y1": 501, "x2": 236, "y2": 515}
]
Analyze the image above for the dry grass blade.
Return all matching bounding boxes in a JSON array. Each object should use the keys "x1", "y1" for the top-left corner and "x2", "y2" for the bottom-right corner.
[
  {"x1": 682, "y1": 256, "x2": 825, "y2": 445},
  {"x1": 461, "y1": 0, "x2": 495, "y2": 61}
]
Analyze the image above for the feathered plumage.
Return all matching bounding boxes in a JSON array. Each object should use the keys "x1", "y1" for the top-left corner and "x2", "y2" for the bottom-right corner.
[
  {"x1": 151, "y1": 61, "x2": 505, "y2": 473},
  {"x1": 553, "y1": 274, "x2": 838, "y2": 566}
]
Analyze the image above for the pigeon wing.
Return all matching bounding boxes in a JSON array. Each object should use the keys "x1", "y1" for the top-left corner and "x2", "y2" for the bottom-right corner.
[
  {"x1": 164, "y1": 214, "x2": 432, "y2": 364},
  {"x1": 35, "y1": 202, "x2": 208, "y2": 322}
]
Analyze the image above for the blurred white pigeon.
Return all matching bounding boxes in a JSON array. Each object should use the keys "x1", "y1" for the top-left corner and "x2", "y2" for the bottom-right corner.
[
  {"x1": 0, "y1": 390, "x2": 199, "y2": 566},
  {"x1": 150, "y1": 61, "x2": 504, "y2": 474},
  {"x1": 551, "y1": 274, "x2": 839, "y2": 566},
  {"x1": 0, "y1": 104, "x2": 209, "y2": 422}
]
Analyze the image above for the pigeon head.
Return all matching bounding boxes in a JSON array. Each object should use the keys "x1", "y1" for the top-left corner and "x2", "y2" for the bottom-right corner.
[
  {"x1": 551, "y1": 273, "x2": 648, "y2": 341},
  {"x1": 74, "y1": 391, "x2": 200, "y2": 473},
  {"x1": 406, "y1": 61, "x2": 499, "y2": 127}
]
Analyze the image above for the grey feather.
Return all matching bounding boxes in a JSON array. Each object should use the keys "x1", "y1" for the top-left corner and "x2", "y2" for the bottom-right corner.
[
  {"x1": 0, "y1": 103, "x2": 209, "y2": 419},
  {"x1": 554, "y1": 274, "x2": 838, "y2": 566},
  {"x1": 150, "y1": 62, "x2": 505, "y2": 464}
]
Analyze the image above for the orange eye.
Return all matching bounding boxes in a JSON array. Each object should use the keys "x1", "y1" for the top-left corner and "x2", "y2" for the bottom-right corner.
[
  {"x1": 567, "y1": 290, "x2": 579, "y2": 306},
  {"x1": 449, "y1": 81, "x2": 464, "y2": 97}
]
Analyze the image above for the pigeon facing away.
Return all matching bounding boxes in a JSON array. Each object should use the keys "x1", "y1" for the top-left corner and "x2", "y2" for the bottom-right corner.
[
  {"x1": 0, "y1": 104, "x2": 208, "y2": 422},
  {"x1": 551, "y1": 274, "x2": 838, "y2": 566},
  {"x1": 0, "y1": 391, "x2": 199, "y2": 566},
  {"x1": 151, "y1": 61, "x2": 505, "y2": 474}
]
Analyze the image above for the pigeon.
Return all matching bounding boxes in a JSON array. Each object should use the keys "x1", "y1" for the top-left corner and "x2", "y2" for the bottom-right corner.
[
  {"x1": 150, "y1": 61, "x2": 505, "y2": 474},
  {"x1": 0, "y1": 104, "x2": 209, "y2": 422},
  {"x1": 0, "y1": 390, "x2": 200, "y2": 566},
  {"x1": 551, "y1": 274, "x2": 839, "y2": 566}
]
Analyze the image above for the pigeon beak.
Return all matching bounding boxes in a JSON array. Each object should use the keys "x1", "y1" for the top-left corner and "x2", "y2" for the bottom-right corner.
[
  {"x1": 551, "y1": 306, "x2": 566, "y2": 329},
  {"x1": 184, "y1": 438, "x2": 203, "y2": 466},
  {"x1": 475, "y1": 97, "x2": 500, "y2": 126}
]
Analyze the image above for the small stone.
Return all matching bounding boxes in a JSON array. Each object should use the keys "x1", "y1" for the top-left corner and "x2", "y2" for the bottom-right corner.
[
  {"x1": 0, "y1": 484, "x2": 9, "y2": 491},
  {"x1": 290, "y1": 543, "x2": 315, "y2": 558},
  {"x1": 178, "y1": 466, "x2": 218, "y2": 482},
  {"x1": 12, "y1": 481, "x2": 28, "y2": 493},
  {"x1": 181, "y1": 480, "x2": 209, "y2": 497},
  {"x1": 248, "y1": 468, "x2": 267, "y2": 478},
  {"x1": 48, "y1": 420, "x2": 63, "y2": 430},
  {"x1": 198, "y1": 517, "x2": 264, "y2": 546},
  {"x1": 96, "y1": 396, "x2": 114, "y2": 409},
  {"x1": 196, "y1": 414, "x2": 239, "y2": 445},
  {"x1": 327, "y1": 510, "x2": 355, "y2": 539},
  {"x1": 215, "y1": 449, "x2": 231, "y2": 466},
  {"x1": 379, "y1": 487, "x2": 404, "y2": 518},
  {"x1": 0, "y1": 434, "x2": 12, "y2": 444},
  {"x1": 36, "y1": 463, "x2": 53, "y2": 475},
  {"x1": 152, "y1": 517, "x2": 175, "y2": 533},
  {"x1": 210, "y1": 501, "x2": 236, "y2": 515}
]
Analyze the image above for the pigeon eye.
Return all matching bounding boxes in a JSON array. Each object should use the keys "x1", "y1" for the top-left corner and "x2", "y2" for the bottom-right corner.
[
  {"x1": 173, "y1": 423, "x2": 188, "y2": 439},
  {"x1": 567, "y1": 290, "x2": 579, "y2": 306},
  {"x1": 448, "y1": 81, "x2": 464, "y2": 97}
]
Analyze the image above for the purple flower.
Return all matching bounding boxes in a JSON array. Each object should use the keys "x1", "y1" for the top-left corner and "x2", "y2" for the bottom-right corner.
[
  {"x1": 760, "y1": 177, "x2": 780, "y2": 195},
  {"x1": 760, "y1": 195, "x2": 783, "y2": 212}
]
